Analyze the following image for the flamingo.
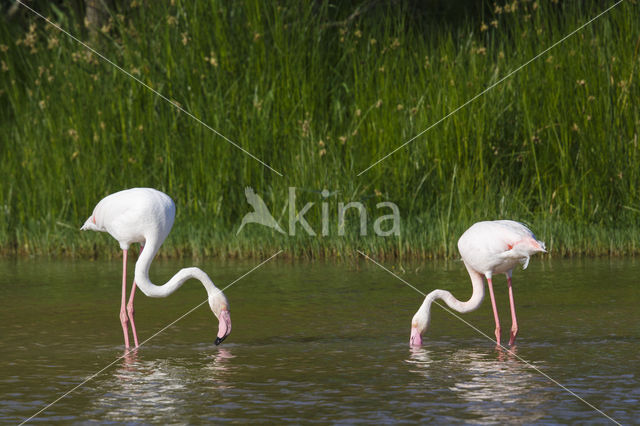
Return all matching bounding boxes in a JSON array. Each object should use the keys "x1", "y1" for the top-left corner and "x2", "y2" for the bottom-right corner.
[
  {"x1": 410, "y1": 220, "x2": 545, "y2": 347},
  {"x1": 81, "y1": 188, "x2": 232, "y2": 348}
]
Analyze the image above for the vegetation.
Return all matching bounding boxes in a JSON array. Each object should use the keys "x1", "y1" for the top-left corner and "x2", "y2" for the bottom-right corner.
[{"x1": 0, "y1": 1, "x2": 638, "y2": 259}]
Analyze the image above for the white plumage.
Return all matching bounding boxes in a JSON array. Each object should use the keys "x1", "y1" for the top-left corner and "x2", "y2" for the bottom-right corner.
[{"x1": 458, "y1": 220, "x2": 546, "y2": 275}]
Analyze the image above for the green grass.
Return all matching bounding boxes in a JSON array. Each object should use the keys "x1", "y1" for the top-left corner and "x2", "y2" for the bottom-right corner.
[{"x1": 0, "y1": 0, "x2": 639, "y2": 259}]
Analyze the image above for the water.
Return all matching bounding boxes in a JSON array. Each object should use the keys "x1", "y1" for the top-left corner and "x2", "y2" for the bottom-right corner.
[{"x1": 1, "y1": 257, "x2": 638, "y2": 424}]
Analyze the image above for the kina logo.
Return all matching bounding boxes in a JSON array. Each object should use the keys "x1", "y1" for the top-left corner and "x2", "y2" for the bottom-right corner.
[{"x1": 236, "y1": 187, "x2": 285, "y2": 235}]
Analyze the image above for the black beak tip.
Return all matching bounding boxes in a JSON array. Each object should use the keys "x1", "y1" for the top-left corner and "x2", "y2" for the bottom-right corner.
[{"x1": 215, "y1": 336, "x2": 227, "y2": 346}]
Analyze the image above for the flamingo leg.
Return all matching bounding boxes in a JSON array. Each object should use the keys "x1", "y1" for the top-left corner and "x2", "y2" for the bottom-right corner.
[
  {"x1": 120, "y1": 249, "x2": 131, "y2": 349},
  {"x1": 126, "y1": 245, "x2": 143, "y2": 348},
  {"x1": 127, "y1": 281, "x2": 139, "y2": 348},
  {"x1": 486, "y1": 277, "x2": 501, "y2": 346},
  {"x1": 507, "y1": 276, "x2": 518, "y2": 346}
]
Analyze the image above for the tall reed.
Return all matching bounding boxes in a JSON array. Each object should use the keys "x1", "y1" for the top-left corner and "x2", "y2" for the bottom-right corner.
[{"x1": 0, "y1": 1, "x2": 638, "y2": 258}]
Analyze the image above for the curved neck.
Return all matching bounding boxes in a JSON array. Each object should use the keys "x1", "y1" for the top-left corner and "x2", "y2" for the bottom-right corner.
[
  {"x1": 133, "y1": 238, "x2": 219, "y2": 301},
  {"x1": 416, "y1": 262, "x2": 485, "y2": 327}
]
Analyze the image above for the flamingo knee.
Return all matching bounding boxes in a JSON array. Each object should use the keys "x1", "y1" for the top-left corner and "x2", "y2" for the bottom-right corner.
[
  {"x1": 120, "y1": 309, "x2": 129, "y2": 325},
  {"x1": 126, "y1": 302, "x2": 135, "y2": 320}
]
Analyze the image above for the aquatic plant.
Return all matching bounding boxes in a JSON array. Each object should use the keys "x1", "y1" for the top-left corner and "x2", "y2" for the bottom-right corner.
[{"x1": 0, "y1": 1, "x2": 638, "y2": 258}]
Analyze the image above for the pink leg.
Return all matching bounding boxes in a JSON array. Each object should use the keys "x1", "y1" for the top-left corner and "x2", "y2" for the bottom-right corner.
[
  {"x1": 120, "y1": 249, "x2": 131, "y2": 349},
  {"x1": 126, "y1": 245, "x2": 143, "y2": 348},
  {"x1": 486, "y1": 277, "x2": 501, "y2": 346},
  {"x1": 507, "y1": 276, "x2": 518, "y2": 346},
  {"x1": 127, "y1": 281, "x2": 140, "y2": 347}
]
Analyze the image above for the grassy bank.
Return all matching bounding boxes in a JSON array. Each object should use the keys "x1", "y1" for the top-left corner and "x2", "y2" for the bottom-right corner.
[{"x1": 1, "y1": 1, "x2": 639, "y2": 259}]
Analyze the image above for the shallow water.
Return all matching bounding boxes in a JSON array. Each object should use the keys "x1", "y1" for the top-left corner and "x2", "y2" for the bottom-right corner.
[{"x1": 1, "y1": 257, "x2": 638, "y2": 423}]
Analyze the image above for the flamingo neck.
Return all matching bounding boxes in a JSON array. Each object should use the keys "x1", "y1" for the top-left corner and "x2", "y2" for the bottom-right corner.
[
  {"x1": 133, "y1": 238, "x2": 220, "y2": 303},
  {"x1": 416, "y1": 263, "x2": 485, "y2": 329}
]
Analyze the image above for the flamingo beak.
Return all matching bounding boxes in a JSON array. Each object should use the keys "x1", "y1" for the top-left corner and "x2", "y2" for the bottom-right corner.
[
  {"x1": 410, "y1": 326, "x2": 423, "y2": 347},
  {"x1": 215, "y1": 309, "x2": 232, "y2": 346}
]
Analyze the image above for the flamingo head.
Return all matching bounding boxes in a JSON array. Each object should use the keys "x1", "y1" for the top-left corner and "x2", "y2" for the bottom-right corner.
[
  {"x1": 518, "y1": 238, "x2": 547, "y2": 255},
  {"x1": 209, "y1": 294, "x2": 232, "y2": 345},
  {"x1": 80, "y1": 215, "x2": 100, "y2": 231},
  {"x1": 410, "y1": 313, "x2": 428, "y2": 347}
]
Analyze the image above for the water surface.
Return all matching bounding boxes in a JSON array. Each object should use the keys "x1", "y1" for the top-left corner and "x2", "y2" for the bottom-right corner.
[{"x1": 1, "y1": 257, "x2": 638, "y2": 423}]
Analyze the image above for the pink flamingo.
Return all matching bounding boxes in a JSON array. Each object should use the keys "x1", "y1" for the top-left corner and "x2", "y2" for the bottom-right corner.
[
  {"x1": 410, "y1": 220, "x2": 546, "y2": 347},
  {"x1": 81, "y1": 188, "x2": 232, "y2": 348}
]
